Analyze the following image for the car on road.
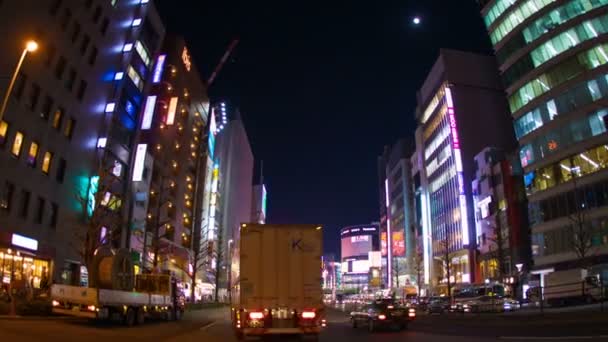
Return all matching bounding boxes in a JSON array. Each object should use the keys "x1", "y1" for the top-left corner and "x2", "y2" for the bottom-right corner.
[
  {"x1": 427, "y1": 298, "x2": 450, "y2": 314},
  {"x1": 350, "y1": 299, "x2": 416, "y2": 332},
  {"x1": 462, "y1": 295, "x2": 505, "y2": 313}
]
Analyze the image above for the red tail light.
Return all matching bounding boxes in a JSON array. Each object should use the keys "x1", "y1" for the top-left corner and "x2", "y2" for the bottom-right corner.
[
  {"x1": 302, "y1": 311, "x2": 316, "y2": 319},
  {"x1": 249, "y1": 311, "x2": 264, "y2": 320},
  {"x1": 378, "y1": 314, "x2": 386, "y2": 320}
]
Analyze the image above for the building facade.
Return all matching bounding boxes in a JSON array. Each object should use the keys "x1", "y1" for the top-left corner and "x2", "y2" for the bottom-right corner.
[
  {"x1": 414, "y1": 49, "x2": 516, "y2": 291},
  {"x1": 472, "y1": 147, "x2": 531, "y2": 285},
  {"x1": 0, "y1": 0, "x2": 164, "y2": 286},
  {"x1": 481, "y1": 0, "x2": 608, "y2": 283},
  {"x1": 251, "y1": 184, "x2": 267, "y2": 224},
  {"x1": 378, "y1": 139, "x2": 417, "y2": 289},
  {"x1": 340, "y1": 223, "x2": 380, "y2": 291},
  {"x1": 140, "y1": 34, "x2": 209, "y2": 287}
]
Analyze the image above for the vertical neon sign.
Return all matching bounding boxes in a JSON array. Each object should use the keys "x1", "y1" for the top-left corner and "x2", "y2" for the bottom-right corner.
[
  {"x1": 166, "y1": 97, "x2": 178, "y2": 125},
  {"x1": 141, "y1": 95, "x2": 157, "y2": 130},
  {"x1": 421, "y1": 191, "x2": 431, "y2": 285},
  {"x1": 152, "y1": 54, "x2": 166, "y2": 83},
  {"x1": 208, "y1": 163, "x2": 219, "y2": 240},
  {"x1": 208, "y1": 108, "x2": 217, "y2": 159},
  {"x1": 445, "y1": 87, "x2": 470, "y2": 246},
  {"x1": 385, "y1": 178, "x2": 392, "y2": 288}
]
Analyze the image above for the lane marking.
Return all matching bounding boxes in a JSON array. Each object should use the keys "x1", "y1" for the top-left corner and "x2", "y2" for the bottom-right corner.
[
  {"x1": 199, "y1": 321, "x2": 217, "y2": 331},
  {"x1": 500, "y1": 336, "x2": 608, "y2": 340}
]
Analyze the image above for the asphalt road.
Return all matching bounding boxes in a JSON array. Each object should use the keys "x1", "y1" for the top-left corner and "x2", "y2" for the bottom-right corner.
[{"x1": 1, "y1": 307, "x2": 608, "y2": 341}]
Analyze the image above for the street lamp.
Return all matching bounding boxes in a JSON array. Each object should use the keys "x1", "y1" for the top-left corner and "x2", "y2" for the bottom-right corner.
[{"x1": 0, "y1": 40, "x2": 39, "y2": 123}]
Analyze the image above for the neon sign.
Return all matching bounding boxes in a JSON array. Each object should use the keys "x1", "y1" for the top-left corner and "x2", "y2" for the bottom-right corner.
[
  {"x1": 182, "y1": 47, "x2": 192, "y2": 72},
  {"x1": 141, "y1": 96, "x2": 157, "y2": 130},
  {"x1": 132, "y1": 144, "x2": 147, "y2": 181},
  {"x1": 166, "y1": 97, "x2": 178, "y2": 125},
  {"x1": 152, "y1": 54, "x2": 166, "y2": 83}
]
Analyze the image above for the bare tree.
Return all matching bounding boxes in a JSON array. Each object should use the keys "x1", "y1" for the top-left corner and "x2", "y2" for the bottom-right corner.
[
  {"x1": 73, "y1": 162, "x2": 124, "y2": 283},
  {"x1": 567, "y1": 169, "x2": 595, "y2": 269},
  {"x1": 438, "y1": 228, "x2": 452, "y2": 298},
  {"x1": 413, "y1": 248, "x2": 424, "y2": 297}
]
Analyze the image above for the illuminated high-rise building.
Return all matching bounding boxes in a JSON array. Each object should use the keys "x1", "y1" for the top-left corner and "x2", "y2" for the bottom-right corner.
[
  {"x1": 0, "y1": 0, "x2": 164, "y2": 285},
  {"x1": 480, "y1": 0, "x2": 608, "y2": 284},
  {"x1": 415, "y1": 49, "x2": 516, "y2": 290},
  {"x1": 251, "y1": 184, "x2": 267, "y2": 224},
  {"x1": 139, "y1": 34, "x2": 209, "y2": 289}
]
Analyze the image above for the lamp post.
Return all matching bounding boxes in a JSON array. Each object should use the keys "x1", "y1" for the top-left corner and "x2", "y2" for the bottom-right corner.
[
  {"x1": 227, "y1": 239, "x2": 233, "y2": 303},
  {"x1": 0, "y1": 40, "x2": 38, "y2": 123}
]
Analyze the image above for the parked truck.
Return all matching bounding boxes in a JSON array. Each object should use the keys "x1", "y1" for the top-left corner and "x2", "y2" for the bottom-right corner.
[
  {"x1": 543, "y1": 268, "x2": 603, "y2": 306},
  {"x1": 231, "y1": 223, "x2": 326, "y2": 340},
  {"x1": 51, "y1": 248, "x2": 184, "y2": 326}
]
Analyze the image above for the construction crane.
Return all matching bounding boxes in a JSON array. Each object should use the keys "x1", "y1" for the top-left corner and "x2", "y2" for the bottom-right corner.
[{"x1": 207, "y1": 38, "x2": 239, "y2": 87}]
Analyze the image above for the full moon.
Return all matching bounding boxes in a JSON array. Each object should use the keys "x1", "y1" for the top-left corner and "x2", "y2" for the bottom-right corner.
[{"x1": 413, "y1": 17, "x2": 421, "y2": 25}]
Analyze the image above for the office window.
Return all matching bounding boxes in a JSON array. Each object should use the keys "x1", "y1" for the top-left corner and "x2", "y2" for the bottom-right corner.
[
  {"x1": 19, "y1": 189, "x2": 30, "y2": 219},
  {"x1": 92, "y1": 6, "x2": 101, "y2": 23},
  {"x1": 40, "y1": 96, "x2": 52, "y2": 120},
  {"x1": 60, "y1": 8, "x2": 71, "y2": 30},
  {"x1": 27, "y1": 141, "x2": 39, "y2": 167},
  {"x1": 80, "y1": 34, "x2": 90, "y2": 54},
  {"x1": 52, "y1": 108, "x2": 63, "y2": 130},
  {"x1": 42, "y1": 151, "x2": 53, "y2": 174},
  {"x1": 35, "y1": 197, "x2": 44, "y2": 224},
  {"x1": 100, "y1": 17, "x2": 109, "y2": 35},
  {"x1": 49, "y1": 202, "x2": 58, "y2": 228},
  {"x1": 50, "y1": 0, "x2": 62, "y2": 15},
  {"x1": 64, "y1": 117, "x2": 75, "y2": 139},
  {"x1": 89, "y1": 46, "x2": 98, "y2": 66},
  {"x1": 11, "y1": 131, "x2": 24, "y2": 157},
  {"x1": 66, "y1": 68, "x2": 76, "y2": 91},
  {"x1": 27, "y1": 83, "x2": 41, "y2": 111},
  {"x1": 134, "y1": 40, "x2": 151, "y2": 67},
  {"x1": 77, "y1": 80, "x2": 87, "y2": 101},
  {"x1": 45, "y1": 44, "x2": 56, "y2": 67},
  {"x1": 13, "y1": 73, "x2": 26, "y2": 100},
  {"x1": 55, "y1": 56, "x2": 66, "y2": 79},
  {"x1": 127, "y1": 65, "x2": 143, "y2": 90},
  {"x1": 0, "y1": 121, "x2": 8, "y2": 146},
  {"x1": 70, "y1": 21, "x2": 80, "y2": 42},
  {"x1": 0, "y1": 181, "x2": 15, "y2": 211},
  {"x1": 56, "y1": 158, "x2": 66, "y2": 183}
]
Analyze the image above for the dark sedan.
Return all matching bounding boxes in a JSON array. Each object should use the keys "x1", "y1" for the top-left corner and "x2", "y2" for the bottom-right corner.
[{"x1": 350, "y1": 299, "x2": 416, "y2": 332}]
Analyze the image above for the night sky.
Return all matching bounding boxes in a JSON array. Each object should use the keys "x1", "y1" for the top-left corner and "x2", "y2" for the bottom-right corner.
[{"x1": 155, "y1": 1, "x2": 494, "y2": 255}]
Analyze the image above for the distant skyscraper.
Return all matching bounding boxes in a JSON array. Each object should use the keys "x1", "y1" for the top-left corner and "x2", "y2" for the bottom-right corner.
[
  {"x1": 0, "y1": 0, "x2": 164, "y2": 285},
  {"x1": 481, "y1": 0, "x2": 608, "y2": 283},
  {"x1": 414, "y1": 49, "x2": 516, "y2": 289},
  {"x1": 251, "y1": 184, "x2": 267, "y2": 224}
]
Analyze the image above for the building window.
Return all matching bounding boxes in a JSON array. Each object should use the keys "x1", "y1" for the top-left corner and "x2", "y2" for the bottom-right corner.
[
  {"x1": 70, "y1": 21, "x2": 80, "y2": 43},
  {"x1": 92, "y1": 6, "x2": 101, "y2": 23},
  {"x1": 42, "y1": 151, "x2": 53, "y2": 174},
  {"x1": 55, "y1": 56, "x2": 66, "y2": 80},
  {"x1": 0, "y1": 181, "x2": 15, "y2": 211},
  {"x1": 77, "y1": 80, "x2": 87, "y2": 101},
  {"x1": 134, "y1": 40, "x2": 151, "y2": 67},
  {"x1": 80, "y1": 34, "x2": 90, "y2": 54},
  {"x1": 0, "y1": 121, "x2": 8, "y2": 146},
  {"x1": 50, "y1": 0, "x2": 62, "y2": 15},
  {"x1": 56, "y1": 158, "x2": 66, "y2": 183},
  {"x1": 27, "y1": 141, "x2": 39, "y2": 167},
  {"x1": 65, "y1": 68, "x2": 76, "y2": 91},
  {"x1": 52, "y1": 108, "x2": 63, "y2": 130},
  {"x1": 127, "y1": 65, "x2": 143, "y2": 90},
  {"x1": 64, "y1": 117, "x2": 75, "y2": 139},
  {"x1": 40, "y1": 95, "x2": 53, "y2": 120},
  {"x1": 60, "y1": 8, "x2": 72, "y2": 30},
  {"x1": 49, "y1": 202, "x2": 58, "y2": 228},
  {"x1": 45, "y1": 44, "x2": 56, "y2": 67},
  {"x1": 28, "y1": 83, "x2": 41, "y2": 111},
  {"x1": 13, "y1": 73, "x2": 26, "y2": 100},
  {"x1": 11, "y1": 131, "x2": 24, "y2": 157},
  {"x1": 89, "y1": 46, "x2": 98, "y2": 66},
  {"x1": 100, "y1": 17, "x2": 109, "y2": 35},
  {"x1": 35, "y1": 197, "x2": 45, "y2": 224},
  {"x1": 19, "y1": 189, "x2": 30, "y2": 219}
]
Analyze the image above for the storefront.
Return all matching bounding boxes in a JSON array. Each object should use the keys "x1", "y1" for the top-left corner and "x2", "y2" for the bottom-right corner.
[{"x1": 0, "y1": 232, "x2": 52, "y2": 291}]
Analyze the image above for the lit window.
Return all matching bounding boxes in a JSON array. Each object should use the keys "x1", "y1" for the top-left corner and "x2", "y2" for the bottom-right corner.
[
  {"x1": 64, "y1": 117, "x2": 75, "y2": 140},
  {"x1": 11, "y1": 132, "x2": 24, "y2": 157},
  {"x1": 127, "y1": 65, "x2": 143, "y2": 90},
  {"x1": 105, "y1": 102, "x2": 115, "y2": 112},
  {"x1": 42, "y1": 151, "x2": 53, "y2": 174},
  {"x1": 112, "y1": 160, "x2": 122, "y2": 177},
  {"x1": 97, "y1": 137, "x2": 107, "y2": 148},
  {"x1": 123, "y1": 43, "x2": 133, "y2": 52},
  {"x1": 132, "y1": 18, "x2": 142, "y2": 27},
  {"x1": 52, "y1": 108, "x2": 63, "y2": 129},
  {"x1": 0, "y1": 121, "x2": 8, "y2": 145},
  {"x1": 114, "y1": 72, "x2": 124, "y2": 80},
  {"x1": 27, "y1": 142, "x2": 39, "y2": 166},
  {"x1": 134, "y1": 41, "x2": 151, "y2": 66}
]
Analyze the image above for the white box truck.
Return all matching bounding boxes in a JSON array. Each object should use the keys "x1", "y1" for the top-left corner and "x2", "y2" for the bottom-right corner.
[
  {"x1": 231, "y1": 224, "x2": 326, "y2": 340},
  {"x1": 544, "y1": 268, "x2": 603, "y2": 306}
]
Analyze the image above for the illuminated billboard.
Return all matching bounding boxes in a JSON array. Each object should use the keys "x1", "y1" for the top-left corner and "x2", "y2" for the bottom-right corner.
[
  {"x1": 166, "y1": 97, "x2": 178, "y2": 125},
  {"x1": 392, "y1": 231, "x2": 405, "y2": 257},
  {"x1": 141, "y1": 95, "x2": 157, "y2": 130},
  {"x1": 152, "y1": 54, "x2": 166, "y2": 83},
  {"x1": 132, "y1": 144, "x2": 147, "y2": 181},
  {"x1": 341, "y1": 234, "x2": 372, "y2": 259},
  {"x1": 381, "y1": 232, "x2": 387, "y2": 256},
  {"x1": 208, "y1": 108, "x2": 217, "y2": 159}
]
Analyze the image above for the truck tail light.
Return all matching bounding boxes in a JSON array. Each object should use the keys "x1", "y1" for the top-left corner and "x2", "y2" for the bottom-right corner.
[
  {"x1": 249, "y1": 311, "x2": 264, "y2": 320},
  {"x1": 52, "y1": 300, "x2": 60, "y2": 307},
  {"x1": 87, "y1": 305, "x2": 96, "y2": 312},
  {"x1": 321, "y1": 319, "x2": 327, "y2": 327},
  {"x1": 378, "y1": 314, "x2": 386, "y2": 320},
  {"x1": 302, "y1": 310, "x2": 316, "y2": 319},
  {"x1": 408, "y1": 308, "x2": 416, "y2": 317}
]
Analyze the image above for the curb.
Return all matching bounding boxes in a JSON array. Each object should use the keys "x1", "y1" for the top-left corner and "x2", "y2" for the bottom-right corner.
[{"x1": 0, "y1": 315, "x2": 73, "y2": 320}]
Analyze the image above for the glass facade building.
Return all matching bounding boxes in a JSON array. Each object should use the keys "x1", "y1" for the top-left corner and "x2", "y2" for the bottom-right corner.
[{"x1": 482, "y1": 0, "x2": 608, "y2": 274}]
